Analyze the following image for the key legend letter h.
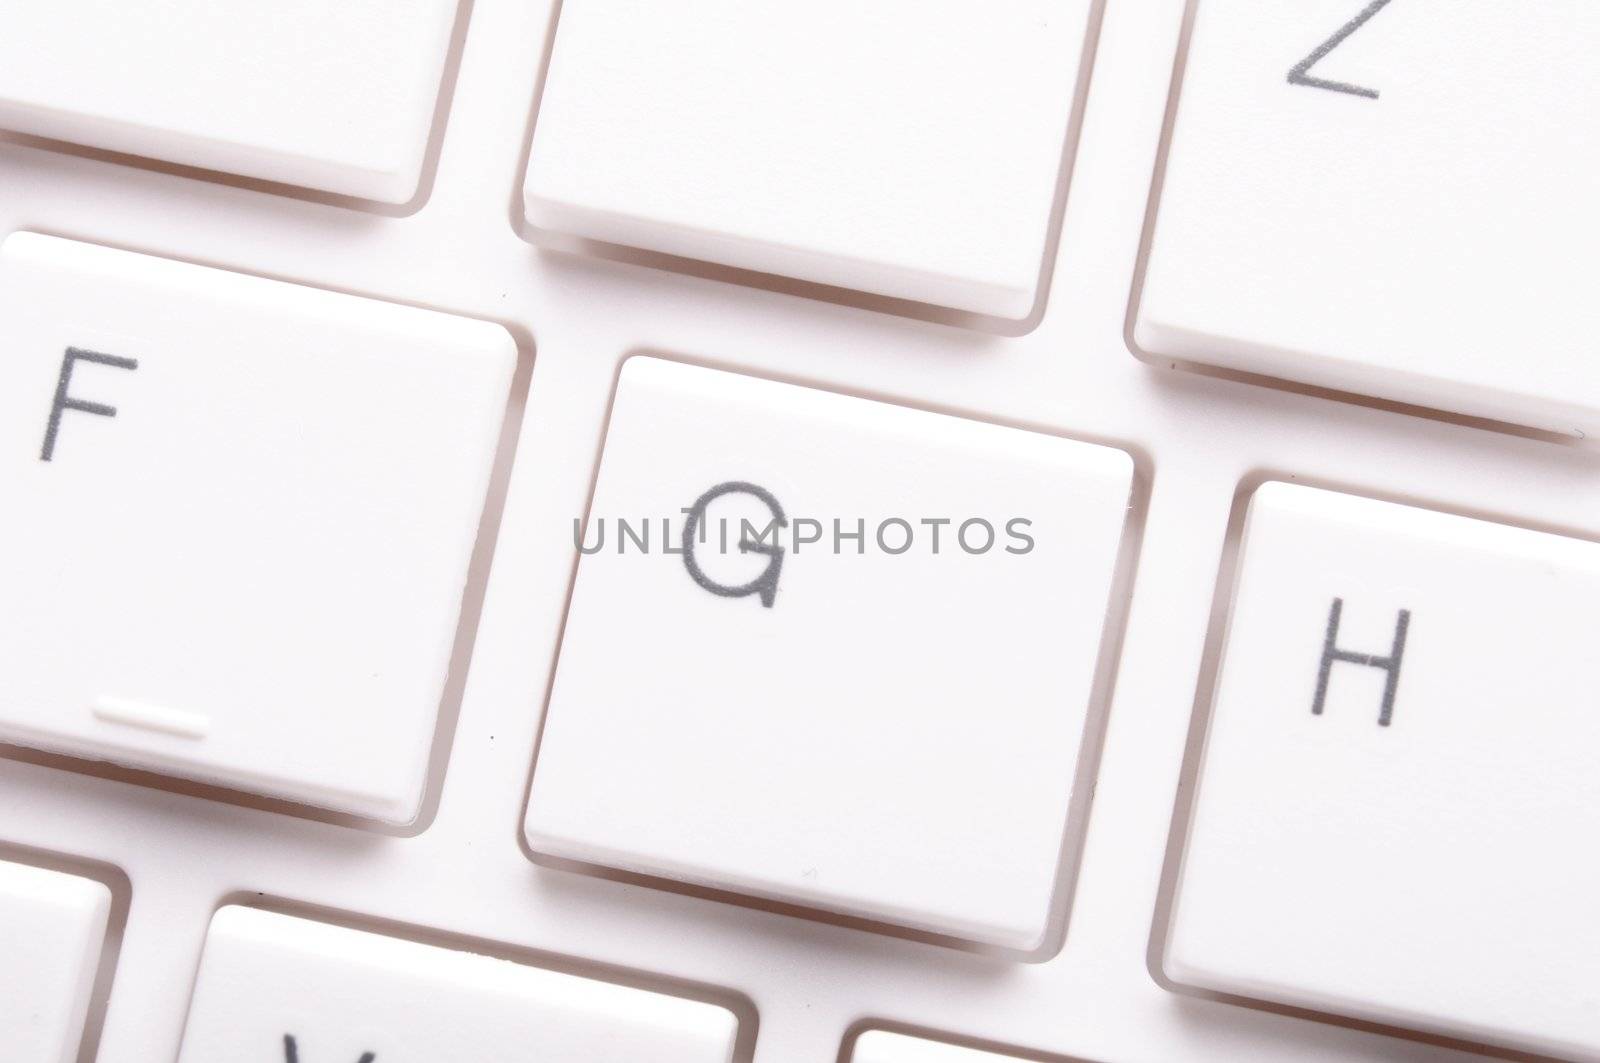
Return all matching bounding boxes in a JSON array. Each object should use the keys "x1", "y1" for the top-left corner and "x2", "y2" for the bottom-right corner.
[{"x1": 1310, "y1": 597, "x2": 1410, "y2": 727}]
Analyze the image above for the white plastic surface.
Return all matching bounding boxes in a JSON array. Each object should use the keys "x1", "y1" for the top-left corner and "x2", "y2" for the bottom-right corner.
[
  {"x1": 4, "y1": 0, "x2": 1599, "y2": 1060},
  {"x1": 523, "y1": 0, "x2": 1092, "y2": 318},
  {"x1": 0, "y1": 859, "x2": 110, "y2": 1063},
  {"x1": 177, "y1": 906, "x2": 739, "y2": 1062},
  {"x1": 853, "y1": 1031, "x2": 1035, "y2": 1063},
  {"x1": 1137, "y1": 0, "x2": 1600, "y2": 435},
  {"x1": 525, "y1": 357, "x2": 1132, "y2": 950},
  {"x1": 0, "y1": 0, "x2": 461, "y2": 202},
  {"x1": 1169, "y1": 482, "x2": 1600, "y2": 1060},
  {"x1": 0, "y1": 233, "x2": 514, "y2": 823}
]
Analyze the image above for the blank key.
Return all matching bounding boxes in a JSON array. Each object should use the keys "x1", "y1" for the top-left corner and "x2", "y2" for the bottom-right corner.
[
  {"x1": 178, "y1": 907, "x2": 739, "y2": 1063},
  {"x1": 524, "y1": 0, "x2": 1093, "y2": 318},
  {"x1": 1171, "y1": 483, "x2": 1600, "y2": 1059},
  {"x1": 0, "y1": 0, "x2": 461, "y2": 202},
  {"x1": 1138, "y1": 1, "x2": 1600, "y2": 434},
  {"x1": 0, "y1": 233, "x2": 514, "y2": 823},
  {"x1": 526, "y1": 358, "x2": 1132, "y2": 949}
]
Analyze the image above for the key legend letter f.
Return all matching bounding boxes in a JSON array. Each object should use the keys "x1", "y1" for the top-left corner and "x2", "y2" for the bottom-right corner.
[{"x1": 40, "y1": 346, "x2": 139, "y2": 462}]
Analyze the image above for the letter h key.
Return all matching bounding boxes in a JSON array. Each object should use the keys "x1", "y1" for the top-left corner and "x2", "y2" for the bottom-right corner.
[{"x1": 1311, "y1": 597, "x2": 1411, "y2": 727}]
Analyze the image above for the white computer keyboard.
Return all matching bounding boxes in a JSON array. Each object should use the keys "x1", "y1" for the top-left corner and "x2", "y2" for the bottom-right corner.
[{"x1": 0, "y1": 1, "x2": 1596, "y2": 1061}]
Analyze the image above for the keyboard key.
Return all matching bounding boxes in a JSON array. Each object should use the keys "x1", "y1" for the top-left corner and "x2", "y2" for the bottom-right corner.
[
  {"x1": 0, "y1": 0, "x2": 461, "y2": 202},
  {"x1": 523, "y1": 0, "x2": 1093, "y2": 318},
  {"x1": 178, "y1": 907, "x2": 739, "y2": 1063},
  {"x1": 1137, "y1": 1, "x2": 1600, "y2": 435},
  {"x1": 0, "y1": 859, "x2": 110, "y2": 1063},
  {"x1": 526, "y1": 357, "x2": 1132, "y2": 949},
  {"x1": 1169, "y1": 482, "x2": 1600, "y2": 1058},
  {"x1": 0, "y1": 233, "x2": 513, "y2": 823},
  {"x1": 854, "y1": 1031, "x2": 1036, "y2": 1063}
]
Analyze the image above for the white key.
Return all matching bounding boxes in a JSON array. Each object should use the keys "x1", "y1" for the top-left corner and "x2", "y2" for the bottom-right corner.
[
  {"x1": 178, "y1": 906, "x2": 740, "y2": 1063},
  {"x1": 0, "y1": 0, "x2": 460, "y2": 202},
  {"x1": 523, "y1": 0, "x2": 1093, "y2": 318},
  {"x1": 0, "y1": 859, "x2": 110, "y2": 1063},
  {"x1": 0, "y1": 233, "x2": 514, "y2": 823},
  {"x1": 1169, "y1": 482, "x2": 1600, "y2": 1059},
  {"x1": 853, "y1": 1031, "x2": 1035, "y2": 1063},
  {"x1": 1136, "y1": 1, "x2": 1600, "y2": 435},
  {"x1": 525, "y1": 357, "x2": 1132, "y2": 949}
]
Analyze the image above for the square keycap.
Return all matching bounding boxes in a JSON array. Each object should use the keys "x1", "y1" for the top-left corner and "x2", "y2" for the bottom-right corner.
[
  {"x1": 1137, "y1": 1, "x2": 1600, "y2": 433},
  {"x1": 853, "y1": 1031, "x2": 1036, "y2": 1063},
  {"x1": 180, "y1": 907, "x2": 738, "y2": 1062},
  {"x1": 0, "y1": 860, "x2": 110, "y2": 1063},
  {"x1": 1171, "y1": 483, "x2": 1600, "y2": 1058},
  {"x1": 525, "y1": 358, "x2": 1132, "y2": 949},
  {"x1": 0, "y1": 0, "x2": 461, "y2": 202},
  {"x1": 523, "y1": 0, "x2": 1093, "y2": 318},
  {"x1": 0, "y1": 234, "x2": 513, "y2": 823}
]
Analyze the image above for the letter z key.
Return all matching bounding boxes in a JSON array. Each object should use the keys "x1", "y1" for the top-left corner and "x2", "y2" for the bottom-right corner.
[{"x1": 1138, "y1": 0, "x2": 1600, "y2": 434}]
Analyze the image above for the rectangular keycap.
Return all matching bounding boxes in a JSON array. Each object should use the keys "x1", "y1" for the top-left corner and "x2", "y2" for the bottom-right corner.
[
  {"x1": 526, "y1": 357, "x2": 1133, "y2": 949},
  {"x1": 0, "y1": 0, "x2": 460, "y2": 202},
  {"x1": 0, "y1": 859, "x2": 110, "y2": 1063},
  {"x1": 178, "y1": 907, "x2": 739, "y2": 1062},
  {"x1": 0, "y1": 233, "x2": 513, "y2": 823},
  {"x1": 854, "y1": 1031, "x2": 1034, "y2": 1063},
  {"x1": 1137, "y1": 1, "x2": 1600, "y2": 434},
  {"x1": 524, "y1": 0, "x2": 1092, "y2": 317},
  {"x1": 1170, "y1": 482, "x2": 1600, "y2": 1059}
]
